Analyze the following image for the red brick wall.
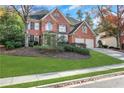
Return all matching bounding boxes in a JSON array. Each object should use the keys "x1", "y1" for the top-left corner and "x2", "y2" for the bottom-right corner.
[
  {"x1": 68, "y1": 24, "x2": 96, "y2": 47},
  {"x1": 51, "y1": 9, "x2": 71, "y2": 33},
  {"x1": 120, "y1": 35, "x2": 124, "y2": 44},
  {"x1": 27, "y1": 19, "x2": 41, "y2": 36},
  {"x1": 41, "y1": 15, "x2": 57, "y2": 33}
]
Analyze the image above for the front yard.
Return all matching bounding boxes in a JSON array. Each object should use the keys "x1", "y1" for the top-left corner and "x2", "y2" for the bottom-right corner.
[{"x1": 0, "y1": 50, "x2": 123, "y2": 78}]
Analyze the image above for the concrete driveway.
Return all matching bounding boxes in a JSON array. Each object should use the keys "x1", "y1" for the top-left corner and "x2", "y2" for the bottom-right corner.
[{"x1": 92, "y1": 48, "x2": 124, "y2": 61}]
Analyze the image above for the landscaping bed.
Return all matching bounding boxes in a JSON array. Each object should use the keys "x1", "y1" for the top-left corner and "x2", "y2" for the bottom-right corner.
[{"x1": 0, "y1": 47, "x2": 90, "y2": 59}]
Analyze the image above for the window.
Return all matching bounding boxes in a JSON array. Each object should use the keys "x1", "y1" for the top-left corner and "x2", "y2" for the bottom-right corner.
[
  {"x1": 27, "y1": 22, "x2": 30, "y2": 30},
  {"x1": 59, "y1": 25, "x2": 66, "y2": 32},
  {"x1": 53, "y1": 13, "x2": 59, "y2": 18},
  {"x1": 45, "y1": 22, "x2": 52, "y2": 31},
  {"x1": 58, "y1": 34, "x2": 68, "y2": 42},
  {"x1": 30, "y1": 35, "x2": 34, "y2": 42},
  {"x1": 34, "y1": 23, "x2": 39, "y2": 30},
  {"x1": 31, "y1": 22, "x2": 34, "y2": 30},
  {"x1": 82, "y1": 26, "x2": 87, "y2": 33}
]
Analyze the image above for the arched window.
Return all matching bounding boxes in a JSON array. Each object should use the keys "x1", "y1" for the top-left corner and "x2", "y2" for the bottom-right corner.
[{"x1": 45, "y1": 22, "x2": 52, "y2": 31}]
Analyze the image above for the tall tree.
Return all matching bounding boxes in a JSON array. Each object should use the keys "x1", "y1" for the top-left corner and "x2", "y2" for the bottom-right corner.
[
  {"x1": 0, "y1": 8, "x2": 24, "y2": 49},
  {"x1": 76, "y1": 9, "x2": 83, "y2": 21},
  {"x1": 85, "y1": 12, "x2": 93, "y2": 29},
  {"x1": 11, "y1": 5, "x2": 33, "y2": 47},
  {"x1": 95, "y1": 5, "x2": 124, "y2": 49}
]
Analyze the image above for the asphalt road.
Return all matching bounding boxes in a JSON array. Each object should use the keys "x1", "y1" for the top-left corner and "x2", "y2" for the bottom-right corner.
[{"x1": 73, "y1": 75, "x2": 124, "y2": 88}]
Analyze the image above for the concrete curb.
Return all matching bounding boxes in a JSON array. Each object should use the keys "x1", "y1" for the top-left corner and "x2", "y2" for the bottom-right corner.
[{"x1": 36, "y1": 71, "x2": 124, "y2": 88}]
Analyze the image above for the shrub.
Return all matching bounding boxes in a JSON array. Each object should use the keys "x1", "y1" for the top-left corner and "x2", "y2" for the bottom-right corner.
[
  {"x1": 64, "y1": 44, "x2": 89, "y2": 55},
  {"x1": 5, "y1": 41, "x2": 15, "y2": 49},
  {"x1": 102, "y1": 45, "x2": 108, "y2": 48},
  {"x1": 29, "y1": 41, "x2": 34, "y2": 47},
  {"x1": 56, "y1": 46, "x2": 65, "y2": 52},
  {"x1": 34, "y1": 41, "x2": 39, "y2": 45},
  {"x1": 14, "y1": 41, "x2": 23, "y2": 48},
  {"x1": 109, "y1": 46, "x2": 115, "y2": 49}
]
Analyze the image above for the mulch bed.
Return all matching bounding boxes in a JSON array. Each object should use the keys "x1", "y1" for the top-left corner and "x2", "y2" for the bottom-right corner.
[{"x1": 0, "y1": 47, "x2": 90, "y2": 60}]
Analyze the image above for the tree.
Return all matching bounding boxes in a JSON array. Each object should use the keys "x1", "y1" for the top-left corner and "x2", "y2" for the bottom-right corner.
[
  {"x1": 66, "y1": 13, "x2": 70, "y2": 17},
  {"x1": 11, "y1": 5, "x2": 33, "y2": 47},
  {"x1": 85, "y1": 12, "x2": 93, "y2": 29},
  {"x1": 76, "y1": 9, "x2": 83, "y2": 21},
  {"x1": 95, "y1": 5, "x2": 124, "y2": 49},
  {"x1": 0, "y1": 8, "x2": 24, "y2": 49}
]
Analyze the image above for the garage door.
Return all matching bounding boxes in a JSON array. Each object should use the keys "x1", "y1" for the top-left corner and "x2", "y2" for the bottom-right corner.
[
  {"x1": 75, "y1": 38, "x2": 84, "y2": 43},
  {"x1": 86, "y1": 39, "x2": 94, "y2": 48}
]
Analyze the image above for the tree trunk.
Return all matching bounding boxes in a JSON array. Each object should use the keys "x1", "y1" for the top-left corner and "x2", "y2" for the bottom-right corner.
[
  {"x1": 115, "y1": 35, "x2": 120, "y2": 49},
  {"x1": 24, "y1": 23, "x2": 29, "y2": 47}
]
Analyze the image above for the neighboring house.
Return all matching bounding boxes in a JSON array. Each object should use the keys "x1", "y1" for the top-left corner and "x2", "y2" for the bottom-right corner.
[
  {"x1": 98, "y1": 32, "x2": 117, "y2": 47},
  {"x1": 27, "y1": 8, "x2": 96, "y2": 48},
  {"x1": 120, "y1": 31, "x2": 124, "y2": 49},
  {"x1": 98, "y1": 31, "x2": 124, "y2": 49}
]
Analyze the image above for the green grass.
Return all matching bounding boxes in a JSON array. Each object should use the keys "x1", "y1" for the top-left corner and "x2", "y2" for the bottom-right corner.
[
  {"x1": 0, "y1": 50, "x2": 123, "y2": 78},
  {"x1": 1, "y1": 68, "x2": 124, "y2": 88}
]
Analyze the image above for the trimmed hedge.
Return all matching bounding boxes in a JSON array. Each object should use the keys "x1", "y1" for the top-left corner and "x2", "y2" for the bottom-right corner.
[{"x1": 63, "y1": 44, "x2": 90, "y2": 55}]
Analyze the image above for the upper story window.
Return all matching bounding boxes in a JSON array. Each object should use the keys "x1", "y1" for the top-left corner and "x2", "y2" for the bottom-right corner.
[
  {"x1": 27, "y1": 22, "x2": 30, "y2": 30},
  {"x1": 31, "y1": 22, "x2": 34, "y2": 30},
  {"x1": 45, "y1": 22, "x2": 52, "y2": 31},
  {"x1": 53, "y1": 13, "x2": 60, "y2": 18},
  {"x1": 82, "y1": 26, "x2": 87, "y2": 33},
  {"x1": 59, "y1": 24, "x2": 66, "y2": 33},
  {"x1": 34, "y1": 23, "x2": 39, "y2": 30}
]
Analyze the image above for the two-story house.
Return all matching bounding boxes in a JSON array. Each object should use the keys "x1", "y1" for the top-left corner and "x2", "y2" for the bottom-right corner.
[{"x1": 27, "y1": 8, "x2": 96, "y2": 48}]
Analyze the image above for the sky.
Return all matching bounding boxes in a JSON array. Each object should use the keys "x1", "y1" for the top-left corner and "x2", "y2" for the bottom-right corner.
[
  {"x1": 32, "y1": 5, "x2": 100, "y2": 28},
  {"x1": 32, "y1": 5, "x2": 96, "y2": 19},
  {"x1": 32, "y1": 5, "x2": 117, "y2": 28}
]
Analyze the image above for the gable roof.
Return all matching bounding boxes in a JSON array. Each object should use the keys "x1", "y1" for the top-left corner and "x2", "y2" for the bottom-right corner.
[
  {"x1": 41, "y1": 8, "x2": 71, "y2": 24},
  {"x1": 66, "y1": 16, "x2": 80, "y2": 25},
  {"x1": 30, "y1": 10, "x2": 49, "y2": 20},
  {"x1": 69, "y1": 22, "x2": 83, "y2": 34},
  {"x1": 69, "y1": 21, "x2": 96, "y2": 36}
]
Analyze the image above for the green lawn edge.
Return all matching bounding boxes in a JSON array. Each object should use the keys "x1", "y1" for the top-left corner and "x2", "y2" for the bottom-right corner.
[
  {"x1": 1, "y1": 67, "x2": 124, "y2": 88},
  {"x1": 0, "y1": 50, "x2": 123, "y2": 78}
]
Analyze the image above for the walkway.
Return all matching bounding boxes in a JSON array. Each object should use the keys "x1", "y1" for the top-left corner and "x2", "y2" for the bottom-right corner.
[
  {"x1": 0, "y1": 63, "x2": 124, "y2": 87},
  {"x1": 92, "y1": 48, "x2": 124, "y2": 61}
]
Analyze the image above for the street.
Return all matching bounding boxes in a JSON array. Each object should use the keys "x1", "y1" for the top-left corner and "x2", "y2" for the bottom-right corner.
[{"x1": 73, "y1": 75, "x2": 124, "y2": 88}]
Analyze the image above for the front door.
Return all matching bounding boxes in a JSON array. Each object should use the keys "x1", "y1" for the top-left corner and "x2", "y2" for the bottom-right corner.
[{"x1": 43, "y1": 33, "x2": 57, "y2": 47}]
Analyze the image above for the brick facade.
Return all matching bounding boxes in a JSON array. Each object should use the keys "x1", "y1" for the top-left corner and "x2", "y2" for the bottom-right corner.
[{"x1": 27, "y1": 8, "x2": 96, "y2": 48}]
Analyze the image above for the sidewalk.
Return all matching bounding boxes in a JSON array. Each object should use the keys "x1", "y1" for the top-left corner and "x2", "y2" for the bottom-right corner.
[
  {"x1": 0, "y1": 63, "x2": 124, "y2": 87},
  {"x1": 91, "y1": 48, "x2": 124, "y2": 61}
]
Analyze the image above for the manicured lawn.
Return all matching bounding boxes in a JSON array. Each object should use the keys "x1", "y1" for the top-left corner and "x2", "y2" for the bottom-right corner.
[
  {"x1": 1, "y1": 67, "x2": 124, "y2": 88},
  {"x1": 0, "y1": 50, "x2": 123, "y2": 78}
]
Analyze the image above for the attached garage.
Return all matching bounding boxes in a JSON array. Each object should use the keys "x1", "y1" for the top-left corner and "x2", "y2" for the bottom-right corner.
[
  {"x1": 75, "y1": 38, "x2": 84, "y2": 43},
  {"x1": 86, "y1": 39, "x2": 94, "y2": 48},
  {"x1": 75, "y1": 38, "x2": 94, "y2": 48},
  {"x1": 68, "y1": 21, "x2": 96, "y2": 48}
]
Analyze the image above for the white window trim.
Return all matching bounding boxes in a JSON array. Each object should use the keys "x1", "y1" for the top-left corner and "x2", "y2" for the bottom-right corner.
[
  {"x1": 59, "y1": 24, "x2": 66, "y2": 32},
  {"x1": 82, "y1": 26, "x2": 87, "y2": 33},
  {"x1": 45, "y1": 22, "x2": 52, "y2": 31},
  {"x1": 28, "y1": 22, "x2": 30, "y2": 30},
  {"x1": 34, "y1": 23, "x2": 39, "y2": 30}
]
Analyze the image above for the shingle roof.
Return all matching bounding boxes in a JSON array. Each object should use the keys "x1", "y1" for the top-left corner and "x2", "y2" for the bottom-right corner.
[
  {"x1": 69, "y1": 22, "x2": 83, "y2": 34},
  {"x1": 66, "y1": 16, "x2": 80, "y2": 25},
  {"x1": 29, "y1": 9, "x2": 88, "y2": 35},
  {"x1": 30, "y1": 10, "x2": 49, "y2": 20}
]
